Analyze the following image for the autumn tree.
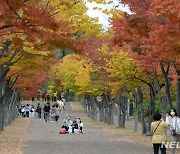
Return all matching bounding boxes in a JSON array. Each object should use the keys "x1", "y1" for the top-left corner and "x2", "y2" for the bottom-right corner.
[{"x1": 0, "y1": 0, "x2": 75, "y2": 130}]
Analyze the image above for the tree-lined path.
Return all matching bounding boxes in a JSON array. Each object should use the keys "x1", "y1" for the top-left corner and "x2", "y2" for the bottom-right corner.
[
  {"x1": 24, "y1": 101, "x2": 151, "y2": 154},
  {"x1": 0, "y1": 0, "x2": 179, "y2": 154}
]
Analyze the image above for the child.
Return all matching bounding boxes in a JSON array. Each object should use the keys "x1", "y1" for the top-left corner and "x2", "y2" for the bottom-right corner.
[{"x1": 60, "y1": 125, "x2": 67, "y2": 134}]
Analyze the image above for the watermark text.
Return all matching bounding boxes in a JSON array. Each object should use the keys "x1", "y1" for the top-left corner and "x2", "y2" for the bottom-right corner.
[{"x1": 161, "y1": 142, "x2": 180, "y2": 149}]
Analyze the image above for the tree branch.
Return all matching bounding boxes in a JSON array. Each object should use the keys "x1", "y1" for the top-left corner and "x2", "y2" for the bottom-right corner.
[
  {"x1": 10, "y1": 75, "x2": 20, "y2": 89},
  {"x1": 0, "y1": 24, "x2": 13, "y2": 31},
  {"x1": 5, "y1": 0, "x2": 29, "y2": 28},
  {"x1": 0, "y1": 40, "x2": 11, "y2": 58},
  {"x1": 6, "y1": 48, "x2": 20, "y2": 67},
  {"x1": 0, "y1": 32, "x2": 25, "y2": 37},
  {"x1": 12, "y1": 55, "x2": 23, "y2": 64},
  {"x1": 132, "y1": 76, "x2": 151, "y2": 86},
  {"x1": 166, "y1": 64, "x2": 170, "y2": 74}
]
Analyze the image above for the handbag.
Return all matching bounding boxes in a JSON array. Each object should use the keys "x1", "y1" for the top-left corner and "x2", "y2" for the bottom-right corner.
[{"x1": 171, "y1": 130, "x2": 177, "y2": 136}]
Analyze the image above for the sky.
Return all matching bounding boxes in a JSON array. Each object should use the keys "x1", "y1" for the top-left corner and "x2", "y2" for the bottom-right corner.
[{"x1": 85, "y1": 0, "x2": 131, "y2": 30}]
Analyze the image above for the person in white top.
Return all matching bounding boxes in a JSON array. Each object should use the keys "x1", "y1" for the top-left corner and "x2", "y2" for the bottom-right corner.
[
  {"x1": 166, "y1": 108, "x2": 180, "y2": 154},
  {"x1": 77, "y1": 117, "x2": 83, "y2": 134},
  {"x1": 29, "y1": 105, "x2": 35, "y2": 118},
  {"x1": 57, "y1": 99, "x2": 65, "y2": 112},
  {"x1": 61, "y1": 98, "x2": 65, "y2": 110}
]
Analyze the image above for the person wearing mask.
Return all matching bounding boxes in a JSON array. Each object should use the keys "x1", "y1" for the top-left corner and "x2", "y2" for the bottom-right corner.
[{"x1": 166, "y1": 108, "x2": 180, "y2": 154}]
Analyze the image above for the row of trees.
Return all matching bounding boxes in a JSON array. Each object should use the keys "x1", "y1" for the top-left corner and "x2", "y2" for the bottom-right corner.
[
  {"x1": 0, "y1": 0, "x2": 103, "y2": 131},
  {"x1": 48, "y1": 0, "x2": 180, "y2": 134},
  {"x1": 0, "y1": 0, "x2": 179, "y2": 134}
]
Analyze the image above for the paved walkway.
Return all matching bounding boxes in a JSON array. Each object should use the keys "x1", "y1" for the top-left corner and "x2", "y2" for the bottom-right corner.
[{"x1": 24, "y1": 101, "x2": 152, "y2": 154}]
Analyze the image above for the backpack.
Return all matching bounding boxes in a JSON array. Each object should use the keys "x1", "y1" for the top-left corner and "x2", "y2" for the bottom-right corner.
[{"x1": 60, "y1": 128, "x2": 66, "y2": 134}]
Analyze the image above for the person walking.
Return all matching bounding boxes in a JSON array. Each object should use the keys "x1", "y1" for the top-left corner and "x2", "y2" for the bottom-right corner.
[
  {"x1": 36, "y1": 103, "x2": 42, "y2": 119},
  {"x1": 58, "y1": 99, "x2": 64, "y2": 113},
  {"x1": 54, "y1": 104, "x2": 60, "y2": 123},
  {"x1": 43, "y1": 104, "x2": 50, "y2": 122},
  {"x1": 44, "y1": 92, "x2": 47, "y2": 102},
  {"x1": 24, "y1": 104, "x2": 30, "y2": 118},
  {"x1": 47, "y1": 94, "x2": 50, "y2": 102},
  {"x1": 51, "y1": 105, "x2": 56, "y2": 122},
  {"x1": 151, "y1": 112, "x2": 168, "y2": 154},
  {"x1": 53, "y1": 92, "x2": 57, "y2": 102},
  {"x1": 21, "y1": 106, "x2": 25, "y2": 117},
  {"x1": 18, "y1": 106, "x2": 22, "y2": 118},
  {"x1": 32, "y1": 97, "x2": 35, "y2": 102},
  {"x1": 62, "y1": 98, "x2": 66, "y2": 110},
  {"x1": 166, "y1": 108, "x2": 180, "y2": 154}
]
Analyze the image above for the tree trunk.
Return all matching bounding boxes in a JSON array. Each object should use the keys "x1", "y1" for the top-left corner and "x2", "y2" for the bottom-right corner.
[
  {"x1": 160, "y1": 96, "x2": 167, "y2": 120},
  {"x1": 98, "y1": 101, "x2": 104, "y2": 122},
  {"x1": 133, "y1": 91, "x2": 138, "y2": 132},
  {"x1": 121, "y1": 96, "x2": 127, "y2": 128},
  {"x1": 108, "y1": 103, "x2": 114, "y2": 125},
  {"x1": 146, "y1": 86, "x2": 154, "y2": 136},
  {"x1": 104, "y1": 103, "x2": 108, "y2": 123},
  {"x1": 90, "y1": 97, "x2": 97, "y2": 120},
  {"x1": 9, "y1": 90, "x2": 18, "y2": 124},
  {"x1": 153, "y1": 69, "x2": 166, "y2": 120},
  {"x1": 120, "y1": 110, "x2": 126, "y2": 128},
  {"x1": 0, "y1": 105, "x2": 3, "y2": 131},
  {"x1": 3, "y1": 96, "x2": 10, "y2": 127},
  {"x1": 160, "y1": 62, "x2": 173, "y2": 109},
  {"x1": 176, "y1": 70, "x2": 180, "y2": 116},
  {"x1": 93, "y1": 104, "x2": 97, "y2": 121},
  {"x1": 117, "y1": 103, "x2": 122, "y2": 128},
  {"x1": 82, "y1": 97, "x2": 88, "y2": 113},
  {"x1": 127, "y1": 99, "x2": 130, "y2": 120},
  {"x1": 138, "y1": 87, "x2": 147, "y2": 134},
  {"x1": 0, "y1": 80, "x2": 6, "y2": 131},
  {"x1": 87, "y1": 97, "x2": 91, "y2": 117},
  {"x1": 103, "y1": 94, "x2": 109, "y2": 123},
  {"x1": 0, "y1": 42, "x2": 21, "y2": 131},
  {"x1": 117, "y1": 95, "x2": 127, "y2": 128},
  {"x1": 66, "y1": 89, "x2": 70, "y2": 102}
]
